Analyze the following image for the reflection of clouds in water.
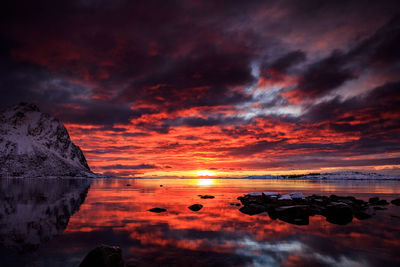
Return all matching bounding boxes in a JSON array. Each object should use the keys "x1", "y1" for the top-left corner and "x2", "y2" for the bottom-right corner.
[
  {"x1": 3, "y1": 178, "x2": 397, "y2": 266},
  {"x1": 236, "y1": 238, "x2": 304, "y2": 266},
  {"x1": 313, "y1": 253, "x2": 371, "y2": 267},
  {"x1": 236, "y1": 237, "x2": 371, "y2": 267}
]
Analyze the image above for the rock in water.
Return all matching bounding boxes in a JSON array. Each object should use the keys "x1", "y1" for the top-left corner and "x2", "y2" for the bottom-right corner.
[
  {"x1": 199, "y1": 195, "x2": 215, "y2": 199},
  {"x1": 391, "y1": 198, "x2": 400, "y2": 206},
  {"x1": 79, "y1": 245, "x2": 124, "y2": 267},
  {"x1": 0, "y1": 103, "x2": 93, "y2": 177},
  {"x1": 148, "y1": 208, "x2": 167, "y2": 213},
  {"x1": 275, "y1": 205, "x2": 310, "y2": 225},
  {"x1": 322, "y1": 202, "x2": 353, "y2": 225},
  {"x1": 188, "y1": 204, "x2": 203, "y2": 211},
  {"x1": 239, "y1": 204, "x2": 266, "y2": 215}
]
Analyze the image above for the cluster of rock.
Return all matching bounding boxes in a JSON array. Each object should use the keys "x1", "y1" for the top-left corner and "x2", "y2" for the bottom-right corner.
[{"x1": 237, "y1": 192, "x2": 400, "y2": 225}]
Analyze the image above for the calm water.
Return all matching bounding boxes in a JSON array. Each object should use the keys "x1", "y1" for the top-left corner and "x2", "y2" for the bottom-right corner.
[{"x1": 1, "y1": 178, "x2": 400, "y2": 267}]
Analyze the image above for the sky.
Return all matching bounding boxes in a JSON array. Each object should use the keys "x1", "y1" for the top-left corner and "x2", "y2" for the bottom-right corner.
[{"x1": 1, "y1": 0, "x2": 400, "y2": 177}]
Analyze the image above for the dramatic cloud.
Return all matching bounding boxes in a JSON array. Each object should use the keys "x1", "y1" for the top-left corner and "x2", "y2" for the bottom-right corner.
[{"x1": 1, "y1": 0, "x2": 400, "y2": 175}]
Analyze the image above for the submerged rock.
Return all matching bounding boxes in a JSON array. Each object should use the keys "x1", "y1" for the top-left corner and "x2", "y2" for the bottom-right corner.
[
  {"x1": 148, "y1": 208, "x2": 167, "y2": 213},
  {"x1": 275, "y1": 205, "x2": 310, "y2": 225},
  {"x1": 188, "y1": 204, "x2": 203, "y2": 211},
  {"x1": 322, "y1": 202, "x2": 353, "y2": 225},
  {"x1": 199, "y1": 195, "x2": 215, "y2": 199},
  {"x1": 369, "y1": 197, "x2": 379, "y2": 204},
  {"x1": 239, "y1": 204, "x2": 266, "y2": 215},
  {"x1": 79, "y1": 245, "x2": 124, "y2": 267},
  {"x1": 354, "y1": 208, "x2": 374, "y2": 220},
  {"x1": 376, "y1": 199, "x2": 389, "y2": 205},
  {"x1": 391, "y1": 198, "x2": 400, "y2": 206}
]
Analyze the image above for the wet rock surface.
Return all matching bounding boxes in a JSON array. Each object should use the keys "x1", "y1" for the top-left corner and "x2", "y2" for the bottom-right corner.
[
  {"x1": 79, "y1": 245, "x2": 124, "y2": 267},
  {"x1": 239, "y1": 204, "x2": 266, "y2": 215},
  {"x1": 199, "y1": 195, "x2": 215, "y2": 199},
  {"x1": 148, "y1": 208, "x2": 167, "y2": 213},
  {"x1": 188, "y1": 204, "x2": 203, "y2": 211},
  {"x1": 391, "y1": 198, "x2": 400, "y2": 206},
  {"x1": 237, "y1": 192, "x2": 395, "y2": 225}
]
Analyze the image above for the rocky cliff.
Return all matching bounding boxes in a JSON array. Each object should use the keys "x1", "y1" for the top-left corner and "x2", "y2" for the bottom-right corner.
[{"x1": 0, "y1": 103, "x2": 93, "y2": 177}]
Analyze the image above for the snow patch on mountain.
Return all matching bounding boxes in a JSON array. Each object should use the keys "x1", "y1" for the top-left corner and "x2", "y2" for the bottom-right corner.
[
  {"x1": 0, "y1": 103, "x2": 93, "y2": 177},
  {"x1": 243, "y1": 171, "x2": 400, "y2": 180}
]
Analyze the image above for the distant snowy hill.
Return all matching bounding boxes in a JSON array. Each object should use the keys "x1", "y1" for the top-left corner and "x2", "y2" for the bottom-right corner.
[
  {"x1": 0, "y1": 103, "x2": 93, "y2": 177},
  {"x1": 243, "y1": 171, "x2": 400, "y2": 180}
]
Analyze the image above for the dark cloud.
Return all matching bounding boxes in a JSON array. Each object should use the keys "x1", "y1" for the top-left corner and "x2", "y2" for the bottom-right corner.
[
  {"x1": 294, "y1": 50, "x2": 355, "y2": 98},
  {"x1": 348, "y1": 15, "x2": 400, "y2": 68},
  {"x1": 289, "y1": 15, "x2": 400, "y2": 99},
  {"x1": 262, "y1": 50, "x2": 306, "y2": 78},
  {"x1": 54, "y1": 103, "x2": 154, "y2": 126},
  {"x1": 304, "y1": 81, "x2": 400, "y2": 124},
  {"x1": 226, "y1": 139, "x2": 288, "y2": 156},
  {"x1": 100, "y1": 164, "x2": 157, "y2": 170},
  {"x1": 162, "y1": 116, "x2": 247, "y2": 128}
]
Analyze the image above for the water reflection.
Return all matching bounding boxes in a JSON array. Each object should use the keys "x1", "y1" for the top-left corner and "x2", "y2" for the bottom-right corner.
[
  {"x1": 1, "y1": 178, "x2": 400, "y2": 266},
  {"x1": 0, "y1": 178, "x2": 91, "y2": 253},
  {"x1": 196, "y1": 178, "x2": 215, "y2": 186}
]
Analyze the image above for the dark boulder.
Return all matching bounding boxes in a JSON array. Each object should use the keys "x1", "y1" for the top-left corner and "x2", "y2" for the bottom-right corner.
[
  {"x1": 275, "y1": 205, "x2": 310, "y2": 225},
  {"x1": 354, "y1": 208, "x2": 374, "y2": 220},
  {"x1": 199, "y1": 195, "x2": 215, "y2": 199},
  {"x1": 376, "y1": 199, "x2": 389, "y2": 205},
  {"x1": 188, "y1": 204, "x2": 203, "y2": 211},
  {"x1": 322, "y1": 202, "x2": 353, "y2": 225},
  {"x1": 79, "y1": 245, "x2": 124, "y2": 267},
  {"x1": 391, "y1": 198, "x2": 400, "y2": 206},
  {"x1": 148, "y1": 208, "x2": 167, "y2": 213},
  {"x1": 239, "y1": 204, "x2": 266, "y2": 215},
  {"x1": 369, "y1": 197, "x2": 379, "y2": 204}
]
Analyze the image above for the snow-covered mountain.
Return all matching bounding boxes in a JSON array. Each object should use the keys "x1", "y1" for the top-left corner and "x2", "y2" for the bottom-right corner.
[{"x1": 0, "y1": 103, "x2": 93, "y2": 177}]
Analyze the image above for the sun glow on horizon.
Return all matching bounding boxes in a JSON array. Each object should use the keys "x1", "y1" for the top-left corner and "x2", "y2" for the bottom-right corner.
[{"x1": 196, "y1": 170, "x2": 216, "y2": 177}]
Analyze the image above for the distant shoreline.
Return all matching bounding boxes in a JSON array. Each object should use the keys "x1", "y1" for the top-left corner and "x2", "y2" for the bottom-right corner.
[{"x1": 2, "y1": 171, "x2": 400, "y2": 180}]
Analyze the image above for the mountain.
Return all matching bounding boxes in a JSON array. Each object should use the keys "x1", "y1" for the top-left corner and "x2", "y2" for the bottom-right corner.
[{"x1": 0, "y1": 103, "x2": 93, "y2": 177}]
